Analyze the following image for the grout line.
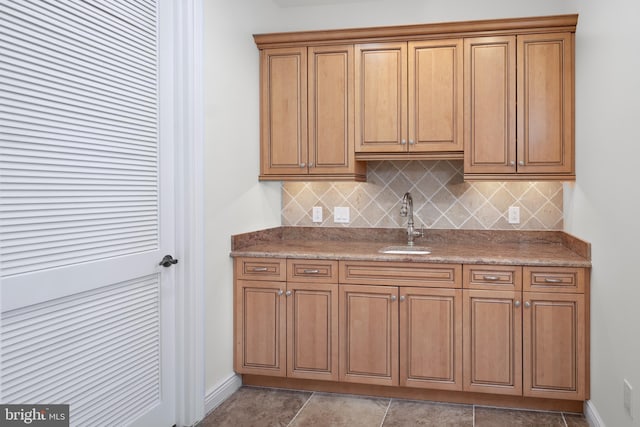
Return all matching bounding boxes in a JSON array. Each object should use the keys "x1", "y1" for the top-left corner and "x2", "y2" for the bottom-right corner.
[
  {"x1": 379, "y1": 398, "x2": 392, "y2": 427},
  {"x1": 561, "y1": 412, "x2": 568, "y2": 427},
  {"x1": 286, "y1": 391, "x2": 315, "y2": 427},
  {"x1": 472, "y1": 404, "x2": 476, "y2": 427}
]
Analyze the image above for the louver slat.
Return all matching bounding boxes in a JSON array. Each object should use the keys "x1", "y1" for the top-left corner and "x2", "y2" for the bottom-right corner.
[
  {"x1": 0, "y1": 0, "x2": 159, "y2": 278},
  {"x1": 1, "y1": 276, "x2": 161, "y2": 426}
]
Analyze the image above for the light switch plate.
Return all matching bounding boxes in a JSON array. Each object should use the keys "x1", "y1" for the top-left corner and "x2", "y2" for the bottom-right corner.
[
  {"x1": 334, "y1": 207, "x2": 350, "y2": 223},
  {"x1": 508, "y1": 206, "x2": 520, "y2": 224},
  {"x1": 312, "y1": 206, "x2": 323, "y2": 223}
]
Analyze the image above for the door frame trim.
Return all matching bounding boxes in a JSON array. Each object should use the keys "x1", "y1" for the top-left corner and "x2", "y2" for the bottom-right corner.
[{"x1": 172, "y1": 0, "x2": 205, "y2": 425}]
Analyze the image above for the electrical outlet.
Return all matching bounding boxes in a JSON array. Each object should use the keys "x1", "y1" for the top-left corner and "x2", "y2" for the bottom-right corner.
[
  {"x1": 312, "y1": 206, "x2": 323, "y2": 223},
  {"x1": 624, "y1": 379, "x2": 633, "y2": 417},
  {"x1": 508, "y1": 206, "x2": 520, "y2": 224},
  {"x1": 334, "y1": 207, "x2": 350, "y2": 223}
]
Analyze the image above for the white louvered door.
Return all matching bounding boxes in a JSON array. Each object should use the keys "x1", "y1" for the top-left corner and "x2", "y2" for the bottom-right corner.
[{"x1": 0, "y1": 1, "x2": 176, "y2": 426}]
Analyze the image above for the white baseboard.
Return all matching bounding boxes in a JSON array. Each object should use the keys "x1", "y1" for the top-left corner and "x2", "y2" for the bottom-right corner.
[
  {"x1": 204, "y1": 373, "x2": 242, "y2": 416},
  {"x1": 584, "y1": 400, "x2": 606, "y2": 427}
]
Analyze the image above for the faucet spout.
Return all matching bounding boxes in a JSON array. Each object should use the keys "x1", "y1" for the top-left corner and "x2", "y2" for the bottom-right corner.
[{"x1": 400, "y1": 192, "x2": 422, "y2": 246}]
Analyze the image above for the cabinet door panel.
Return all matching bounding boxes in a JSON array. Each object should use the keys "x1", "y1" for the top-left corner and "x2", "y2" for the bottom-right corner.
[
  {"x1": 260, "y1": 47, "x2": 307, "y2": 177},
  {"x1": 517, "y1": 33, "x2": 574, "y2": 174},
  {"x1": 287, "y1": 282, "x2": 339, "y2": 381},
  {"x1": 523, "y1": 292, "x2": 585, "y2": 399},
  {"x1": 235, "y1": 280, "x2": 286, "y2": 376},
  {"x1": 308, "y1": 45, "x2": 357, "y2": 175},
  {"x1": 464, "y1": 37, "x2": 516, "y2": 174},
  {"x1": 463, "y1": 289, "x2": 522, "y2": 395},
  {"x1": 409, "y1": 39, "x2": 463, "y2": 152},
  {"x1": 355, "y1": 43, "x2": 407, "y2": 152},
  {"x1": 400, "y1": 287, "x2": 462, "y2": 390},
  {"x1": 339, "y1": 284, "x2": 399, "y2": 386}
]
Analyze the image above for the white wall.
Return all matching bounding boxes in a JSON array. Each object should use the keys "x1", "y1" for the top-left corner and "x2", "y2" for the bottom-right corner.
[
  {"x1": 565, "y1": 0, "x2": 640, "y2": 425},
  {"x1": 203, "y1": 0, "x2": 580, "y2": 395},
  {"x1": 203, "y1": 0, "x2": 282, "y2": 390}
]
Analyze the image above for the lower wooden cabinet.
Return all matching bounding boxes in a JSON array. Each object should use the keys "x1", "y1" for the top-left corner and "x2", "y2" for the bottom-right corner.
[
  {"x1": 235, "y1": 279, "x2": 339, "y2": 381},
  {"x1": 339, "y1": 284, "x2": 463, "y2": 390},
  {"x1": 462, "y1": 265, "x2": 587, "y2": 400},
  {"x1": 463, "y1": 289, "x2": 523, "y2": 395},
  {"x1": 523, "y1": 291, "x2": 585, "y2": 400},
  {"x1": 235, "y1": 280, "x2": 287, "y2": 376},
  {"x1": 339, "y1": 284, "x2": 399, "y2": 386},
  {"x1": 287, "y1": 282, "x2": 339, "y2": 381},
  {"x1": 400, "y1": 287, "x2": 463, "y2": 391},
  {"x1": 234, "y1": 258, "x2": 588, "y2": 404}
]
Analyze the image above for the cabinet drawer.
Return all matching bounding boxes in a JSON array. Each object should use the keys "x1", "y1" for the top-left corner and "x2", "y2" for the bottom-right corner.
[
  {"x1": 524, "y1": 266, "x2": 585, "y2": 293},
  {"x1": 235, "y1": 257, "x2": 286, "y2": 281},
  {"x1": 463, "y1": 265, "x2": 522, "y2": 291},
  {"x1": 287, "y1": 259, "x2": 338, "y2": 283},
  {"x1": 339, "y1": 261, "x2": 461, "y2": 288}
]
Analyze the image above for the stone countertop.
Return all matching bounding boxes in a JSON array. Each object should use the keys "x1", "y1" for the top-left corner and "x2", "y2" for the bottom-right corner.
[{"x1": 230, "y1": 227, "x2": 591, "y2": 268}]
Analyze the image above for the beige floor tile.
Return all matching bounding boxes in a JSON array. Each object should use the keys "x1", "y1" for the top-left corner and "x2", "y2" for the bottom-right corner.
[
  {"x1": 474, "y1": 407, "x2": 566, "y2": 427},
  {"x1": 382, "y1": 400, "x2": 473, "y2": 426},
  {"x1": 199, "y1": 387, "x2": 311, "y2": 427},
  {"x1": 289, "y1": 392, "x2": 389, "y2": 427}
]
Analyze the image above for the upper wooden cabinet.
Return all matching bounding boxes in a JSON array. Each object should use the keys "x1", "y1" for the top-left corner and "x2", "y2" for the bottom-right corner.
[
  {"x1": 354, "y1": 40, "x2": 464, "y2": 159},
  {"x1": 254, "y1": 14, "x2": 578, "y2": 181},
  {"x1": 464, "y1": 33, "x2": 574, "y2": 180},
  {"x1": 259, "y1": 45, "x2": 366, "y2": 181},
  {"x1": 260, "y1": 47, "x2": 307, "y2": 179},
  {"x1": 517, "y1": 33, "x2": 574, "y2": 177}
]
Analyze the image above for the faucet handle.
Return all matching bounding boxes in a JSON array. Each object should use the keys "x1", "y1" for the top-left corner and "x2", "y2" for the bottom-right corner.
[{"x1": 419, "y1": 224, "x2": 425, "y2": 238}]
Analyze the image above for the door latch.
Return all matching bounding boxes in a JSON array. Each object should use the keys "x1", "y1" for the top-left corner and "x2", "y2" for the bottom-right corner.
[{"x1": 159, "y1": 254, "x2": 178, "y2": 267}]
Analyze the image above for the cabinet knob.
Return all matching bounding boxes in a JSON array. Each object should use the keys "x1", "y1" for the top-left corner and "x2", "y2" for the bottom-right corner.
[
  {"x1": 515, "y1": 300, "x2": 521, "y2": 308},
  {"x1": 390, "y1": 295, "x2": 397, "y2": 302},
  {"x1": 277, "y1": 290, "x2": 284, "y2": 296},
  {"x1": 400, "y1": 295, "x2": 406, "y2": 302},
  {"x1": 300, "y1": 162, "x2": 306, "y2": 168},
  {"x1": 519, "y1": 161, "x2": 525, "y2": 166},
  {"x1": 409, "y1": 139, "x2": 415, "y2": 145},
  {"x1": 510, "y1": 161, "x2": 515, "y2": 166},
  {"x1": 524, "y1": 301, "x2": 531, "y2": 308},
  {"x1": 401, "y1": 139, "x2": 406, "y2": 145},
  {"x1": 308, "y1": 162, "x2": 314, "y2": 168},
  {"x1": 285, "y1": 290, "x2": 292, "y2": 297}
]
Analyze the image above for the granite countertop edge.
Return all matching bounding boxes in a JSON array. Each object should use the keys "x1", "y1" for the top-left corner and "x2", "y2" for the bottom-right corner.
[{"x1": 230, "y1": 227, "x2": 592, "y2": 268}]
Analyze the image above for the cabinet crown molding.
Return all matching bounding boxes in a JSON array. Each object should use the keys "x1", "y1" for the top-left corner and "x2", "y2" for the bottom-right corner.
[{"x1": 253, "y1": 14, "x2": 578, "y2": 48}]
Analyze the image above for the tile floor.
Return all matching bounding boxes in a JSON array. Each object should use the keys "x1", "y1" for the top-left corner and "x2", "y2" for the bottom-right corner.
[{"x1": 199, "y1": 386, "x2": 590, "y2": 427}]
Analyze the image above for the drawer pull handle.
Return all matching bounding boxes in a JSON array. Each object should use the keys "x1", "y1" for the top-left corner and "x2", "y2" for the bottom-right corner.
[
  {"x1": 303, "y1": 269, "x2": 320, "y2": 274},
  {"x1": 544, "y1": 278, "x2": 563, "y2": 283},
  {"x1": 483, "y1": 275, "x2": 500, "y2": 281},
  {"x1": 252, "y1": 267, "x2": 268, "y2": 272}
]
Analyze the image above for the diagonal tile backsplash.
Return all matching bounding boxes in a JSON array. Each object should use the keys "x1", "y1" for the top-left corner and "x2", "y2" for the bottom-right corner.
[{"x1": 282, "y1": 160, "x2": 563, "y2": 230}]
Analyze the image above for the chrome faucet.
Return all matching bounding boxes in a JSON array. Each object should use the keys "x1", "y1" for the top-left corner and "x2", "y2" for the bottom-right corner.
[{"x1": 400, "y1": 192, "x2": 423, "y2": 246}]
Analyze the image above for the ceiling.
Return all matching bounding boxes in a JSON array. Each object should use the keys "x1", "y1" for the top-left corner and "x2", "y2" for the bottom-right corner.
[{"x1": 273, "y1": 0, "x2": 381, "y2": 7}]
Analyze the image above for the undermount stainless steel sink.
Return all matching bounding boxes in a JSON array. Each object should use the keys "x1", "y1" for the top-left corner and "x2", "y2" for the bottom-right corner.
[{"x1": 379, "y1": 246, "x2": 432, "y2": 255}]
